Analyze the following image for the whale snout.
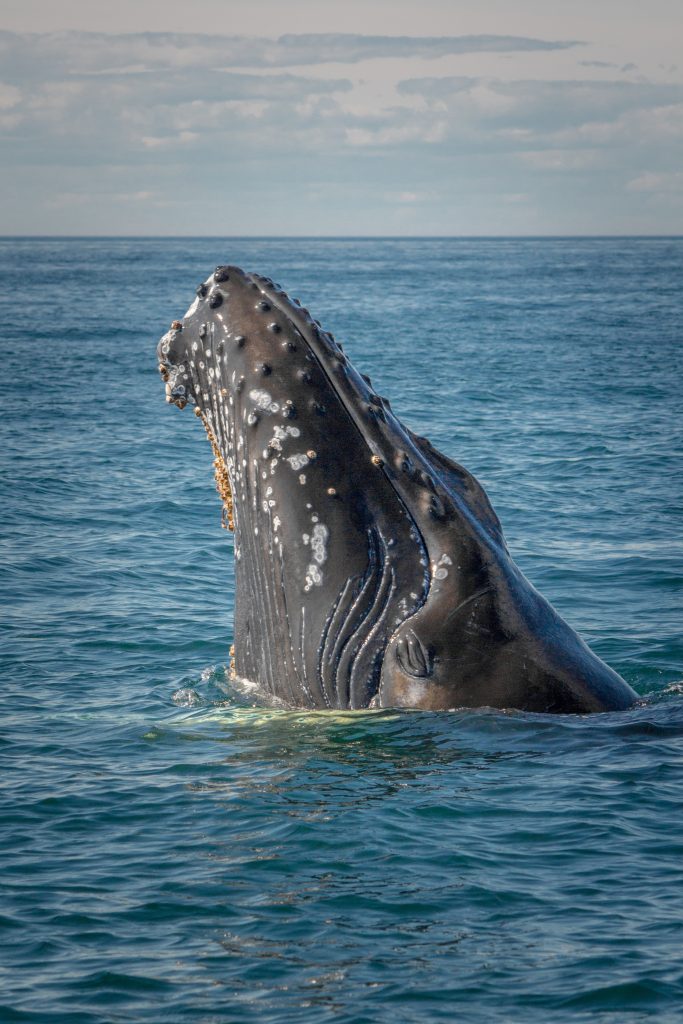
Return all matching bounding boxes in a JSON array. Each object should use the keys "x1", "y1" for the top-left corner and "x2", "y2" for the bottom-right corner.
[
  {"x1": 157, "y1": 320, "x2": 193, "y2": 410},
  {"x1": 157, "y1": 265, "x2": 256, "y2": 412}
]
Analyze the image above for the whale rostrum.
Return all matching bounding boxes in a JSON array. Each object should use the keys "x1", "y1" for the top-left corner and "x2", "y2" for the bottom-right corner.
[{"x1": 157, "y1": 265, "x2": 638, "y2": 714}]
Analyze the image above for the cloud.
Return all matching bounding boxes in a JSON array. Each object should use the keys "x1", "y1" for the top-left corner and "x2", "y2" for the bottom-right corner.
[
  {"x1": 398, "y1": 77, "x2": 683, "y2": 135},
  {"x1": 0, "y1": 30, "x2": 681, "y2": 234},
  {"x1": 0, "y1": 65, "x2": 353, "y2": 163},
  {"x1": 0, "y1": 31, "x2": 582, "y2": 81},
  {"x1": 519, "y1": 149, "x2": 604, "y2": 171},
  {"x1": 384, "y1": 190, "x2": 436, "y2": 203},
  {"x1": 626, "y1": 171, "x2": 683, "y2": 192}
]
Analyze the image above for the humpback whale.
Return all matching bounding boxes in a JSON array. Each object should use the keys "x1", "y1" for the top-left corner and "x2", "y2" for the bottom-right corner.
[{"x1": 157, "y1": 266, "x2": 637, "y2": 714}]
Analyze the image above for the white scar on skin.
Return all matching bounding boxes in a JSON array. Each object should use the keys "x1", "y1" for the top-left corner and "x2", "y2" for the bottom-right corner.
[{"x1": 184, "y1": 296, "x2": 200, "y2": 319}]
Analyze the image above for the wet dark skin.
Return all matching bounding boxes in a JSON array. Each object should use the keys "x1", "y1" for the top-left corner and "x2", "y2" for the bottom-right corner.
[{"x1": 157, "y1": 266, "x2": 638, "y2": 713}]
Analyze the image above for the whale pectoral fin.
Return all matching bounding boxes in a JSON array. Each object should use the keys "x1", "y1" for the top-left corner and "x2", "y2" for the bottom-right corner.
[{"x1": 407, "y1": 430, "x2": 506, "y2": 549}]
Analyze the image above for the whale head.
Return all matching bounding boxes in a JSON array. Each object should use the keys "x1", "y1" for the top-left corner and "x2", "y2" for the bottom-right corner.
[{"x1": 157, "y1": 265, "x2": 438, "y2": 707}]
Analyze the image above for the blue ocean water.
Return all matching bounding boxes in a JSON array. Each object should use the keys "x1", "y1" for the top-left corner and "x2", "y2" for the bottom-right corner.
[{"x1": 1, "y1": 236, "x2": 682, "y2": 1023}]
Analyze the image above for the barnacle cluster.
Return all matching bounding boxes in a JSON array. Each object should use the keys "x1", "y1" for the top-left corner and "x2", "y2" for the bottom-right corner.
[{"x1": 196, "y1": 407, "x2": 234, "y2": 532}]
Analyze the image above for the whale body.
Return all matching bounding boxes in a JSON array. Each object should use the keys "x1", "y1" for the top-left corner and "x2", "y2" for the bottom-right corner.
[{"x1": 157, "y1": 266, "x2": 637, "y2": 713}]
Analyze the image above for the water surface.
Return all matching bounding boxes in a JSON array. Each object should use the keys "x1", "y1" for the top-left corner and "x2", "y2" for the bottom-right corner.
[{"x1": 1, "y1": 237, "x2": 682, "y2": 1022}]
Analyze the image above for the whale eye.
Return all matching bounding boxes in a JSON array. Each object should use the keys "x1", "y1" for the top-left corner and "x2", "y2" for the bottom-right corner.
[{"x1": 209, "y1": 292, "x2": 223, "y2": 309}]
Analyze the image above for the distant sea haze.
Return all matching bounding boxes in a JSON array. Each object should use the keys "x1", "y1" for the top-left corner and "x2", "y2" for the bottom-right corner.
[{"x1": 1, "y1": 236, "x2": 682, "y2": 1023}]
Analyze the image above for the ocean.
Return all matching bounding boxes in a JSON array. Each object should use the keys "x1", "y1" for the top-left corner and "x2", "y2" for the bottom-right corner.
[{"x1": 1, "y1": 236, "x2": 682, "y2": 1023}]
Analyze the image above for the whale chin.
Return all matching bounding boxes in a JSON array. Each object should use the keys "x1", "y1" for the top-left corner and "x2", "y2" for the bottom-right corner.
[{"x1": 157, "y1": 265, "x2": 638, "y2": 715}]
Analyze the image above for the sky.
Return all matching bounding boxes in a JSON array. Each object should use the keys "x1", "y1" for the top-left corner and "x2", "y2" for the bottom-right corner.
[{"x1": 1, "y1": 0, "x2": 682, "y2": 235}]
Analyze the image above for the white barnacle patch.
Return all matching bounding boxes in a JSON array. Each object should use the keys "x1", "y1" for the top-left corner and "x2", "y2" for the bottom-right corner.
[
  {"x1": 433, "y1": 553, "x2": 453, "y2": 581},
  {"x1": 249, "y1": 389, "x2": 279, "y2": 414},
  {"x1": 273, "y1": 515, "x2": 281, "y2": 531},
  {"x1": 299, "y1": 474, "x2": 306, "y2": 485},
  {"x1": 302, "y1": 524, "x2": 329, "y2": 592},
  {"x1": 273, "y1": 425, "x2": 300, "y2": 443},
  {"x1": 310, "y1": 523, "x2": 328, "y2": 565},
  {"x1": 286, "y1": 452, "x2": 309, "y2": 471},
  {"x1": 304, "y1": 564, "x2": 323, "y2": 592}
]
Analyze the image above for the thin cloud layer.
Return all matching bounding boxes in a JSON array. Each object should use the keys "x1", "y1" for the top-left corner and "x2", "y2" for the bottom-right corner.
[{"x1": 0, "y1": 30, "x2": 581, "y2": 79}]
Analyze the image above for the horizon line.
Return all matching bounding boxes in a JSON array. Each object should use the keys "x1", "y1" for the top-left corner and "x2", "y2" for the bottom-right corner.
[{"x1": 2, "y1": 233, "x2": 683, "y2": 241}]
